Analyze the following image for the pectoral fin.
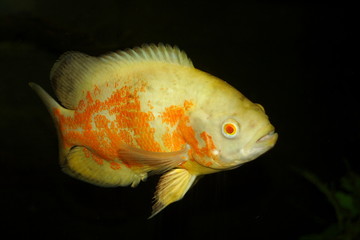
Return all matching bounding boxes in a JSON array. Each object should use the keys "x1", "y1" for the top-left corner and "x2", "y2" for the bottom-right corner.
[
  {"x1": 64, "y1": 146, "x2": 145, "y2": 187},
  {"x1": 149, "y1": 168, "x2": 196, "y2": 218},
  {"x1": 118, "y1": 144, "x2": 188, "y2": 174}
]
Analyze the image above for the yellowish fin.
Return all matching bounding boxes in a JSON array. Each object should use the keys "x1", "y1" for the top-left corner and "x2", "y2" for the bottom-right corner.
[
  {"x1": 29, "y1": 82, "x2": 73, "y2": 165},
  {"x1": 66, "y1": 146, "x2": 145, "y2": 187},
  {"x1": 149, "y1": 168, "x2": 196, "y2": 218},
  {"x1": 50, "y1": 44, "x2": 193, "y2": 110},
  {"x1": 29, "y1": 82, "x2": 64, "y2": 120},
  {"x1": 50, "y1": 51, "x2": 103, "y2": 110},
  {"x1": 118, "y1": 144, "x2": 188, "y2": 174}
]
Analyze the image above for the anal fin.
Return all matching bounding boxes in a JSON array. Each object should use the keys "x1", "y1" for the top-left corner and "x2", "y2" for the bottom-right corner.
[
  {"x1": 64, "y1": 146, "x2": 146, "y2": 187},
  {"x1": 150, "y1": 168, "x2": 196, "y2": 218}
]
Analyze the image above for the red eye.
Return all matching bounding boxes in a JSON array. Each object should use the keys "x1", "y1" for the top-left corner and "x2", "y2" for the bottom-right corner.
[
  {"x1": 224, "y1": 123, "x2": 236, "y2": 135},
  {"x1": 222, "y1": 120, "x2": 239, "y2": 138}
]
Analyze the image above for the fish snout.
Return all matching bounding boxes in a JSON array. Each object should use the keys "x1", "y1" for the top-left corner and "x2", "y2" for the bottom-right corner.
[
  {"x1": 239, "y1": 128, "x2": 278, "y2": 162},
  {"x1": 256, "y1": 130, "x2": 278, "y2": 145}
]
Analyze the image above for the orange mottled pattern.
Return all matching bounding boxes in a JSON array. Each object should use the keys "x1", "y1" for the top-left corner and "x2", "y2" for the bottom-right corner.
[
  {"x1": 160, "y1": 102, "x2": 192, "y2": 151},
  {"x1": 54, "y1": 82, "x2": 160, "y2": 164},
  {"x1": 53, "y1": 81, "x2": 217, "y2": 171},
  {"x1": 198, "y1": 132, "x2": 217, "y2": 167},
  {"x1": 160, "y1": 102, "x2": 217, "y2": 167}
]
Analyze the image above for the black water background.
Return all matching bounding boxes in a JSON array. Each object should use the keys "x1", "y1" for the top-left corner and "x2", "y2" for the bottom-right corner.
[{"x1": 0, "y1": 1, "x2": 358, "y2": 239}]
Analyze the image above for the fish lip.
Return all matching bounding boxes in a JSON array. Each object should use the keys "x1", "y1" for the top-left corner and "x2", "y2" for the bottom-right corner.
[{"x1": 256, "y1": 130, "x2": 277, "y2": 143}]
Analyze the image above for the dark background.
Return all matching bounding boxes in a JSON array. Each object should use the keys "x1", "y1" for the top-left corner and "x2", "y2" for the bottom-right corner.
[{"x1": 1, "y1": 1, "x2": 358, "y2": 239}]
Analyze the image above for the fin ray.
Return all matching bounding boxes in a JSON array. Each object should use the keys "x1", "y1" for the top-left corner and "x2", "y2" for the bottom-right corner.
[
  {"x1": 149, "y1": 169, "x2": 196, "y2": 218},
  {"x1": 65, "y1": 146, "x2": 145, "y2": 187},
  {"x1": 50, "y1": 44, "x2": 193, "y2": 110},
  {"x1": 29, "y1": 82, "x2": 72, "y2": 163},
  {"x1": 118, "y1": 144, "x2": 188, "y2": 174},
  {"x1": 50, "y1": 51, "x2": 102, "y2": 109},
  {"x1": 101, "y1": 43, "x2": 193, "y2": 68}
]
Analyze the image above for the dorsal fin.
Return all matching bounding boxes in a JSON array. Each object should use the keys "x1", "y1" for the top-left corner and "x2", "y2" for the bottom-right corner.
[
  {"x1": 50, "y1": 44, "x2": 193, "y2": 110},
  {"x1": 100, "y1": 43, "x2": 193, "y2": 68},
  {"x1": 50, "y1": 51, "x2": 102, "y2": 109}
]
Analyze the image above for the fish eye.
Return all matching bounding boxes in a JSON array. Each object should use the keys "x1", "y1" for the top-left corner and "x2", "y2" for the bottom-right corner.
[{"x1": 221, "y1": 119, "x2": 239, "y2": 139}]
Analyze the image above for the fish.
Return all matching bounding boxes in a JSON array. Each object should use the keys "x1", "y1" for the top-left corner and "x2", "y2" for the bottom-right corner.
[{"x1": 29, "y1": 43, "x2": 278, "y2": 218}]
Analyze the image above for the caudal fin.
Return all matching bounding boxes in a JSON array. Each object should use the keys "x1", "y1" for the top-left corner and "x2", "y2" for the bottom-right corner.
[
  {"x1": 29, "y1": 82, "x2": 71, "y2": 164},
  {"x1": 29, "y1": 82, "x2": 63, "y2": 115}
]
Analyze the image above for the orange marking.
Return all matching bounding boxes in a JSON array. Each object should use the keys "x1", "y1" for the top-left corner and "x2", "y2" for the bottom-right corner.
[
  {"x1": 94, "y1": 115, "x2": 109, "y2": 128},
  {"x1": 86, "y1": 91, "x2": 93, "y2": 103},
  {"x1": 92, "y1": 152, "x2": 104, "y2": 165},
  {"x1": 54, "y1": 81, "x2": 160, "y2": 170},
  {"x1": 54, "y1": 80, "x2": 216, "y2": 172},
  {"x1": 162, "y1": 128, "x2": 186, "y2": 151},
  {"x1": 82, "y1": 147, "x2": 104, "y2": 165},
  {"x1": 159, "y1": 102, "x2": 196, "y2": 152},
  {"x1": 83, "y1": 147, "x2": 91, "y2": 158},
  {"x1": 161, "y1": 105, "x2": 185, "y2": 127},
  {"x1": 159, "y1": 103, "x2": 218, "y2": 169},
  {"x1": 110, "y1": 161, "x2": 121, "y2": 170},
  {"x1": 204, "y1": 162, "x2": 212, "y2": 167},
  {"x1": 147, "y1": 100, "x2": 154, "y2": 110},
  {"x1": 200, "y1": 131, "x2": 216, "y2": 153},
  {"x1": 78, "y1": 100, "x2": 85, "y2": 111},
  {"x1": 184, "y1": 100, "x2": 193, "y2": 110},
  {"x1": 177, "y1": 119, "x2": 217, "y2": 167},
  {"x1": 178, "y1": 115, "x2": 198, "y2": 152},
  {"x1": 94, "y1": 85, "x2": 101, "y2": 96}
]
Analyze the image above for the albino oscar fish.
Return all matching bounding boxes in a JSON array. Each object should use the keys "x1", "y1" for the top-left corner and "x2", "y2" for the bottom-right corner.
[{"x1": 29, "y1": 44, "x2": 278, "y2": 218}]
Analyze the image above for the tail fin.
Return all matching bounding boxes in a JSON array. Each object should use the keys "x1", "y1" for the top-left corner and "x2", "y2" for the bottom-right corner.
[
  {"x1": 29, "y1": 82, "x2": 62, "y2": 113},
  {"x1": 29, "y1": 82, "x2": 71, "y2": 165}
]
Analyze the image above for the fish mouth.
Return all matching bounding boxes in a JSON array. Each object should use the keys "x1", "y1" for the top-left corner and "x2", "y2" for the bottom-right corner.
[
  {"x1": 256, "y1": 130, "x2": 278, "y2": 143},
  {"x1": 238, "y1": 128, "x2": 278, "y2": 162}
]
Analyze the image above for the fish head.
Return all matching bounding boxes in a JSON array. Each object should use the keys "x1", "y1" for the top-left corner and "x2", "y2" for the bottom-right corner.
[
  {"x1": 215, "y1": 104, "x2": 278, "y2": 168},
  {"x1": 188, "y1": 83, "x2": 278, "y2": 170}
]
